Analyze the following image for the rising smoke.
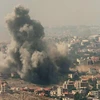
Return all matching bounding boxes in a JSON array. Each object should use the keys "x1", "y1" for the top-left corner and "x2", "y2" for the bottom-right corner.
[{"x1": 1, "y1": 5, "x2": 71, "y2": 84}]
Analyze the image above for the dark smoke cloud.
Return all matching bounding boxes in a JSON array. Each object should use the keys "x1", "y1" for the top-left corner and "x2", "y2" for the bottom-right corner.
[{"x1": 1, "y1": 5, "x2": 71, "y2": 84}]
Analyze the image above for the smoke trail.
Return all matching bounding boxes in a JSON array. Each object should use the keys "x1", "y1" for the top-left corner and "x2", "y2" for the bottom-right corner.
[{"x1": 2, "y1": 5, "x2": 71, "y2": 84}]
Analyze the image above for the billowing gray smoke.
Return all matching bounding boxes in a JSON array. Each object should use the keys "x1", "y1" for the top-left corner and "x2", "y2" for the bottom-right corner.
[{"x1": 3, "y1": 5, "x2": 71, "y2": 84}]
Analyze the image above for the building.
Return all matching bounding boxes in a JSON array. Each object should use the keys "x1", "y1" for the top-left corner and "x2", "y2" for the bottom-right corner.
[
  {"x1": 57, "y1": 86, "x2": 62, "y2": 96},
  {"x1": 75, "y1": 79, "x2": 88, "y2": 89},
  {"x1": 63, "y1": 80, "x2": 75, "y2": 91},
  {"x1": 96, "y1": 81, "x2": 100, "y2": 90},
  {"x1": 88, "y1": 91, "x2": 100, "y2": 99},
  {"x1": 0, "y1": 81, "x2": 10, "y2": 93}
]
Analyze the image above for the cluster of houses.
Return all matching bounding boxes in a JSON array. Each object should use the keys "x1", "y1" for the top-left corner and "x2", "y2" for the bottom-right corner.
[
  {"x1": 26, "y1": 77, "x2": 100, "y2": 100},
  {"x1": 1, "y1": 67, "x2": 100, "y2": 100},
  {"x1": 49, "y1": 79, "x2": 100, "y2": 100},
  {"x1": 0, "y1": 66, "x2": 100, "y2": 100},
  {"x1": 1, "y1": 78, "x2": 100, "y2": 100},
  {"x1": 68, "y1": 34, "x2": 100, "y2": 67}
]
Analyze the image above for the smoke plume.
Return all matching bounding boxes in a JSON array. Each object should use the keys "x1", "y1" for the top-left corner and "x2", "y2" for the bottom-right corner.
[{"x1": 1, "y1": 5, "x2": 71, "y2": 84}]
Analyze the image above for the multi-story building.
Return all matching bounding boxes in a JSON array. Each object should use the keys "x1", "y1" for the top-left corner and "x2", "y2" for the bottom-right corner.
[
  {"x1": 57, "y1": 86, "x2": 62, "y2": 96},
  {"x1": 63, "y1": 80, "x2": 75, "y2": 92},
  {"x1": 96, "y1": 81, "x2": 100, "y2": 90},
  {"x1": 75, "y1": 79, "x2": 88, "y2": 89},
  {"x1": 0, "y1": 81, "x2": 10, "y2": 93}
]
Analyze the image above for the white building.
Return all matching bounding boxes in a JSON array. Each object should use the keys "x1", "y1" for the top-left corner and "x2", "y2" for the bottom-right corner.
[
  {"x1": 57, "y1": 87, "x2": 62, "y2": 96},
  {"x1": 63, "y1": 81, "x2": 67, "y2": 89},
  {"x1": 96, "y1": 81, "x2": 100, "y2": 90}
]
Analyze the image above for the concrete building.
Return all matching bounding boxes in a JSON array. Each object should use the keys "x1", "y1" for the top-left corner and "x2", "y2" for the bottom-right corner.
[
  {"x1": 57, "y1": 87, "x2": 62, "y2": 96},
  {"x1": 96, "y1": 81, "x2": 100, "y2": 90},
  {"x1": 75, "y1": 79, "x2": 88, "y2": 89},
  {"x1": 0, "y1": 81, "x2": 10, "y2": 93},
  {"x1": 63, "y1": 81, "x2": 67, "y2": 89},
  {"x1": 88, "y1": 91, "x2": 100, "y2": 99},
  {"x1": 63, "y1": 80, "x2": 75, "y2": 91}
]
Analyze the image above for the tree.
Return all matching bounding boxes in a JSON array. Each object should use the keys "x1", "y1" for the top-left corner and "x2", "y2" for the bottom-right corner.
[
  {"x1": 74, "y1": 92, "x2": 82, "y2": 100},
  {"x1": 74, "y1": 92, "x2": 87, "y2": 100}
]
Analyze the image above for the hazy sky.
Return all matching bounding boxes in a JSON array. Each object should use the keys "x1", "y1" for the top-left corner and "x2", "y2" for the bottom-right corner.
[{"x1": 0, "y1": 0, "x2": 100, "y2": 40}]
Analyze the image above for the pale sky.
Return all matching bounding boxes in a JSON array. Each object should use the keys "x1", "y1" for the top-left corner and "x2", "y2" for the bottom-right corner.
[{"x1": 0, "y1": 0, "x2": 100, "y2": 41}]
